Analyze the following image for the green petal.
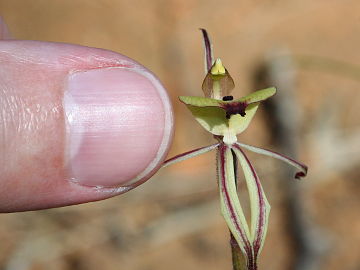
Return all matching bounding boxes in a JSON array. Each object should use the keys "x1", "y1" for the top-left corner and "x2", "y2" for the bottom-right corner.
[
  {"x1": 185, "y1": 105, "x2": 228, "y2": 135},
  {"x1": 179, "y1": 96, "x2": 221, "y2": 107},
  {"x1": 228, "y1": 103, "x2": 259, "y2": 135},
  {"x1": 237, "y1": 87, "x2": 276, "y2": 104},
  {"x1": 184, "y1": 103, "x2": 259, "y2": 144}
]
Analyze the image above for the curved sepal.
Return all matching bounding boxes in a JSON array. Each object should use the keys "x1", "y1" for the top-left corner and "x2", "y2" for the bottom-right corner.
[
  {"x1": 163, "y1": 143, "x2": 219, "y2": 168},
  {"x1": 236, "y1": 142, "x2": 308, "y2": 179}
]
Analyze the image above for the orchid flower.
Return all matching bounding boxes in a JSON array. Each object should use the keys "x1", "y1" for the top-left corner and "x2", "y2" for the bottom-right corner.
[{"x1": 162, "y1": 29, "x2": 308, "y2": 270}]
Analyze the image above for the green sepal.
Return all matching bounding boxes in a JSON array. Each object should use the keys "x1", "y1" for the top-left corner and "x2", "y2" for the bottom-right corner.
[
  {"x1": 233, "y1": 145, "x2": 271, "y2": 257},
  {"x1": 237, "y1": 87, "x2": 276, "y2": 104},
  {"x1": 218, "y1": 147, "x2": 251, "y2": 256}
]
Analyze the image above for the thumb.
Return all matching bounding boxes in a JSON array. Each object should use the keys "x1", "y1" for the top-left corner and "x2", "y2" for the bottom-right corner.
[{"x1": 0, "y1": 27, "x2": 173, "y2": 212}]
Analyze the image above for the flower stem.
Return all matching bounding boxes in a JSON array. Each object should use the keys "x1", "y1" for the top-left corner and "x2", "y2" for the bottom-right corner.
[{"x1": 230, "y1": 232, "x2": 247, "y2": 270}]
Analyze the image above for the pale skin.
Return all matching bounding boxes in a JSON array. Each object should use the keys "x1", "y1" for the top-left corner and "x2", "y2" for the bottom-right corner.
[{"x1": 0, "y1": 18, "x2": 174, "y2": 212}]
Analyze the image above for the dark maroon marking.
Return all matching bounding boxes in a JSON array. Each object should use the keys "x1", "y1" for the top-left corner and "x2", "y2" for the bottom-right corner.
[
  {"x1": 221, "y1": 102, "x2": 248, "y2": 119},
  {"x1": 233, "y1": 144, "x2": 266, "y2": 263},
  {"x1": 200, "y1": 28, "x2": 213, "y2": 72},
  {"x1": 222, "y1": 95, "x2": 234, "y2": 101},
  {"x1": 218, "y1": 144, "x2": 254, "y2": 267},
  {"x1": 295, "y1": 171, "x2": 307, "y2": 179}
]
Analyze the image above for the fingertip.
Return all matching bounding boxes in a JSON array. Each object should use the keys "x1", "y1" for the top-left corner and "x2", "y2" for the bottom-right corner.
[{"x1": 0, "y1": 41, "x2": 174, "y2": 211}]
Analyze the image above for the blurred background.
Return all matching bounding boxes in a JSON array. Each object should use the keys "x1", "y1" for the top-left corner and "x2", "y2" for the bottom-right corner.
[{"x1": 0, "y1": 0, "x2": 360, "y2": 269}]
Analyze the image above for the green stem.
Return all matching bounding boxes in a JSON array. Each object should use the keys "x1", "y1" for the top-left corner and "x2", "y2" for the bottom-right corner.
[{"x1": 230, "y1": 232, "x2": 247, "y2": 270}]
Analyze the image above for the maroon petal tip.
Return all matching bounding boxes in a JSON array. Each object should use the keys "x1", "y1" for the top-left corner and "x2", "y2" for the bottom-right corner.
[
  {"x1": 295, "y1": 166, "x2": 308, "y2": 180},
  {"x1": 200, "y1": 28, "x2": 213, "y2": 72}
]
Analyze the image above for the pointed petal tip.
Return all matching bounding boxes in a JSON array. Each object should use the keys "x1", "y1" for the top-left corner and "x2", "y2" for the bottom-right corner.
[
  {"x1": 265, "y1": 86, "x2": 277, "y2": 98},
  {"x1": 270, "y1": 86, "x2": 277, "y2": 94},
  {"x1": 238, "y1": 87, "x2": 277, "y2": 105}
]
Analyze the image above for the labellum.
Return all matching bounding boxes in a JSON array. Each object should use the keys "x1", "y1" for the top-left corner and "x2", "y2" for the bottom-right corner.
[{"x1": 163, "y1": 29, "x2": 308, "y2": 270}]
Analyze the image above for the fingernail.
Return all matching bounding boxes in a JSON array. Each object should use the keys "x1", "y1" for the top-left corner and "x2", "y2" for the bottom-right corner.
[{"x1": 64, "y1": 67, "x2": 173, "y2": 187}]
